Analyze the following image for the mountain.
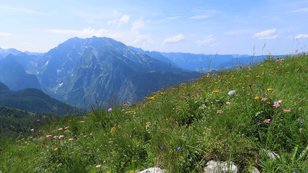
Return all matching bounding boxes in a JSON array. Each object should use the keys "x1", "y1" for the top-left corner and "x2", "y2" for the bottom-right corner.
[
  {"x1": 0, "y1": 58, "x2": 41, "y2": 90},
  {"x1": 0, "y1": 48, "x2": 22, "y2": 58},
  {"x1": 162, "y1": 53, "x2": 267, "y2": 72},
  {"x1": 38, "y1": 37, "x2": 199, "y2": 108},
  {"x1": 0, "y1": 82, "x2": 77, "y2": 115}
]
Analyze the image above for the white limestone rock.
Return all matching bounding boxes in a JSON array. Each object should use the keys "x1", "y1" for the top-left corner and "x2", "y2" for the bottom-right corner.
[{"x1": 204, "y1": 160, "x2": 238, "y2": 173}]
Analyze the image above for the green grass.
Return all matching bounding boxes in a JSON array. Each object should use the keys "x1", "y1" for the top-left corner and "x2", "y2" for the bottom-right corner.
[{"x1": 0, "y1": 55, "x2": 307, "y2": 173}]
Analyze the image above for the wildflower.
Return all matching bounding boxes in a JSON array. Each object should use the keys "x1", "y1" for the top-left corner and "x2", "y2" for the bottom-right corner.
[
  {"x1": 148, "y1": 96, "x2": 155, "y2": 101},
  {"x1": 68, "y1": 138, "x2": 74, "y2": 141},
  {"x1": 110, "y1": 127, "x2": 116, "y2": 135},
  {"x1": 30, "y1": 128, "x2": 34, "y2": 132},
  {"x1": 58, "y1": 127, "x2": 63, "y2": 131},
  {"x1": 59, "y1": 135, "x2": 64, "y2": 139},
  {"x1": 146, "y1": 121, "x2": 151, "y2": 130},
  {"x1": 228, "y1": 90, "x2": 236, "y2": 96},
  {"x1": 266, "y1": 101, "x2": 271, "y2": 105},
  {"x1": 283, "y1": 109, "x2": 291, "y2": 113},
  {"x1": 54, "y1": 147, "x2": 59, "y2": 151},
  {"x1": 255, "y1": 96, "x2": 260, "y2": 100},
  {"x1": 212, "y1": 89, "x2": 220, "y2": 94},
  {"x1": 226, "y1": 101, "x2": 231, "y2": 105},
  {"x1": 107, "y1": 107, "x2": 112, "y2": 112},
  {"x1": 177, "y1": 146, "x2": 182, "y2": 152},
  {"x1": 263, "y1": 118, "x2": 271, "y2": 124},
  {"x1": 96, "y1": 164, "x2": 102, "y2": 168},
  {"x1": 46, "y1": 134, "x2": 53, "y2": 138},
  {"x1": 217, "y1": 110, "x2": 224, "y2": 114},
  {"x1": 261, "y1": 97, "x2": 268, "y2": 101},
  {"x1": 267, "y1": 88, "x2": 273, "y2": 92},
  {"x1": 273, "y1": 103, "x2": 280, "y2": 108}
]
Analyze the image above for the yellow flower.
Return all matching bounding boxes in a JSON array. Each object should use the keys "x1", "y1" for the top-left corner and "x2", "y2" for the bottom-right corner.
[
  {"x1": 255, "y1": 96, "x2": 260, "y2": 100},
  {"x1": 110, "y1": 127, "x2": 116, "y2": 135},
  {"x1": 145, "y1": 121, "x2": 151, "y2": 130},
  {"x1": 54, "y1": 147, "x2": 58, "y2": 151},
  {"x1": 267, "y1": 88, "x2": 273, "y2": 92},
  {"x1": 212, "y1": 89, "x2": 220, "y2": 94},
  {"x1": 147, "y1": 96, "x2": 155, "y2": 101}
]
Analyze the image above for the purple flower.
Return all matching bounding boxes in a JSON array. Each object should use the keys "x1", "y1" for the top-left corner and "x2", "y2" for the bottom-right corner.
[
  {"x1": 107, "y1": 107, "x2": 112, "y2": 112},
  {"x1": 177, "y1": 146, "x2": 182, "y2": 152}
]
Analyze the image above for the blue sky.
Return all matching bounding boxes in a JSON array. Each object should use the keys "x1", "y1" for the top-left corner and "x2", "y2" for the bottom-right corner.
[{"x1": 0, "y1": 0, "x2": 308, "y2": 55}]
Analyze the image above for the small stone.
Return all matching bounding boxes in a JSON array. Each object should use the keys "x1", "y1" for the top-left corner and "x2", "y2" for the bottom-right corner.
[
  {"x1": 250, "y1": 166, "x2": 260, "y2": 173},
  {"x1": 262, "y1": 149, "x2": 280, "y2": 160},
  {"x1": 138, "y1": 167, "x2": 165, "y2": 173},
  {"x1": 267, "y1": 151, "x2": 280, "y2": 160},
  {"x1": 228, "y1": 90, "x2": 236, "y2": 96},
  {"x1": 204, "y1": 160, "x2": 238, "y2": 173}
]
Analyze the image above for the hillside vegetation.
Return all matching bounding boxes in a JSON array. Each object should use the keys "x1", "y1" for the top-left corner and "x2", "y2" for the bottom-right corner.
[{"x1": 0, "y1": 55, "x2": 307, "y2": 172}]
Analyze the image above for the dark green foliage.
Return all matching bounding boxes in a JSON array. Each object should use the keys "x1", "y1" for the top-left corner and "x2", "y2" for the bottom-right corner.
[{"x1": 0, "y1": 82, "x2": 79, "y2": 115}]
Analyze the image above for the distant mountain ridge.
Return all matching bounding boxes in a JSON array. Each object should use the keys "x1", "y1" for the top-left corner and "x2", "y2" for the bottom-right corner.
[
  {"x1": 161, "y1": 53, "x2": 268, "y2": 72},
  {"x1": 0, "y1": 37, "x2": 281, "y2": 110},
  {"x1": 0, "y1": 82, "x2": 77, "y2": 115},
  {"x1": 0, "y1": 58, "x2": 41, "y2": 90}
]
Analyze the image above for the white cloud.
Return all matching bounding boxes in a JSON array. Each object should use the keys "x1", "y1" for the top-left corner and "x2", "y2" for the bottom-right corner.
[
  {"x1": 108, "y1": 14, "x2": 130, "y2": 26},
  {"x1": 198, "y1": 35, "x2": 216, "y2": 46},
  {"x1": 131, "y1": 20, "x2": 145, "y2": 32},
  {"x1": 291, "y1": 7, "x2": 308, "y2": 13},
  {"x1": 0, "y1": 5, "x2": 44, "y2": 15},
  {"x1": 166, "y1": 16, "x2": 182, "y2": 20},
  {"x1": 295, "y1": 34, "x2": 308, "y2": 40},
  {"x1": 48, "y1": 27, "x2": 122, "y2": 39},
  {"x1": 162, "y1": 34, "x2": 185, "y2": 45},
  {"x1": 47, "y1": 27, "x2": 149, "y2": 46},
  {"x1": 190, "y1": 15, "x2": 210, "y2": 20},
  {"x1": 0, "y1": 32, "x2": 11, "y2": 37},
  {"x1": 253, "y1": 28, "x2": 278, "y2": 39}
]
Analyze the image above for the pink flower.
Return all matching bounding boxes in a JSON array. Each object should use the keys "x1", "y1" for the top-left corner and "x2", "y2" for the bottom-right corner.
[
  {"x1": 283, "y1": 109, "x2": 291, "y2": 113},
  {"x1": 273, "y1": 103, "x2": 280, "y2": 108},
  {"x1": 59, "y1": 135, "x2": 64, "y2": 139},
  {"x1": 261, "y1": 97, "x2": 268, "y2": 101},
  {"x1": 45, "y1": 134, "x2": 53, "y2": 138},
  {"x1": 263, "y1": 118, "x2": 271, "y2": 124}
]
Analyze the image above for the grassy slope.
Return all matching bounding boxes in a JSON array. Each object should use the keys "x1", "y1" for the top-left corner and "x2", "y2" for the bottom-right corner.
[{"x1": 0, "y1": 55, "x2": 307, "y2": 173}]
